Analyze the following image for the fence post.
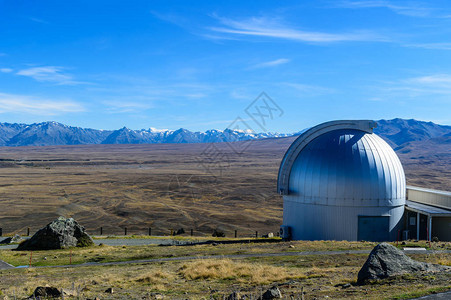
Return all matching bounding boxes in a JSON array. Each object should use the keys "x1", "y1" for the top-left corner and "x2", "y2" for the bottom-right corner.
[
  {"x1": 0, "y1": 228, "x2": 2, "y2": 236},
  {"x1": 29, "y1": 251, "x2": 33, "y2": 267},
  {"x1": 190, "y1": 229, "x2": 193, "y2": 236},
  {"x1": 124, "y1": 227, "x2": 127, "y2": 236},
  {"x1": 100, "y1": 227, "x2": 103, "y2": 235},
  {"x1": 235, "y1": 230, "x2": 237, "y2": 238},
  {"x1": 170, "y1": 229, "x2": 173, "y2": 236},
  {"x1": 255, "y1": 231, "x2": 258, "y2": 238},
  {"x1": 27, "y1": 227, "x2": 30, "y2": 236},
  {"x1": 148, "y1": 227, "x2": 151, "y2": 236}
]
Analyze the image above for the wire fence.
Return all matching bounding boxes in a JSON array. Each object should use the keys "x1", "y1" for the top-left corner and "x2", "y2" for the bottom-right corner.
[{"x1": 0, "y1": 226, "x2": 280, "y2": 239}]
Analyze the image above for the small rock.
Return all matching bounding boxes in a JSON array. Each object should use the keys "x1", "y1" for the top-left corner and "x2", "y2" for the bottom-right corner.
[
  {"x1": 288, "y1": 245, "x2": 295, "y2": 248},
  {"x1": 105, "y1": 287, "x2": 114, "y2": 294},
  {"x1": 62, "y1": 289, "x2": 77, "y2": 297},
  {"x1": 342, "y1": 283, "x2": 351, "y2": 289},
  {"x1": 0, "y1": 234, "x2": 23, "y2": 244},
  {"x1": 259, "y1": 286, "x2": 282, "y2": 299},
  {"x1": 30, "y1": 286, "x2": 62, "y2": 299}
]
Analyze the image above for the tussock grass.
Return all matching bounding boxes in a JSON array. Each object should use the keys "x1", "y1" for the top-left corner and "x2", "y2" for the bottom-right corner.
[
  {"x1": 430, "y1": 253, "x2": 451, "y2": 266},
  {"x1": 179, "y1": 258, "x2": 305, "y2": 284},
  {"x1": 134, "y1": 269, "x2": 176, "y2": 291}
]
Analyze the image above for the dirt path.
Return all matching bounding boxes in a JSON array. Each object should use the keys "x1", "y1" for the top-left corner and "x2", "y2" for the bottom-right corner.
[{"x1": 10, "y1": 248, "x2": 451, "y2": 269}]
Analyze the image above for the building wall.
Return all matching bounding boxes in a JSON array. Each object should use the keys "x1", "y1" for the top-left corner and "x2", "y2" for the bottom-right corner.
[{"x1": 283, "y1": 198, "x2": 404, "y2": 241}]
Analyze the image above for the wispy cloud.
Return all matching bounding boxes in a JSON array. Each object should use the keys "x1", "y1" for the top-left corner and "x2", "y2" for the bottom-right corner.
[
  {"x1": 250, "y1": 58, "x2": 290, "y2": 69},
  {"x1": 338, "y1": 1, "x2": 433, "y2": 17},
  {"x1": 104, "y1": 101, "x2": 153, "y2": 114},
  {"x1": 373, "y1": 74, "x2": 451, "y2": 99},
  {"x1": 0, "y1": 93, "x2": 85, "y2": 115},
  {"x1": 16, "y1": 66, "x2": 84, "y2": 85},
  {"x1": 208, "y1": 16, "x2": 388, "y2": 43},
  {"x1": 29, "y1": 17, "x2": 49, "y2": 24},
  {"x1": 0, "y1": 68, "x2": 13, "y2": 73},
  {"x1": 405, "y1": 42, "x2": 451, "y2": 50},
  {"x1": 283, "y1": 82, "x2": 336, "y2": 95},
  {"x1": 405, "y1": 74, "x2": 451, "y2": 88}
]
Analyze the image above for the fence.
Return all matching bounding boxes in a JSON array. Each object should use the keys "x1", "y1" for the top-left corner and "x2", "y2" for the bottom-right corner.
[{"x1": 0, "y1": 226, "x2": 280, "y2": 239}]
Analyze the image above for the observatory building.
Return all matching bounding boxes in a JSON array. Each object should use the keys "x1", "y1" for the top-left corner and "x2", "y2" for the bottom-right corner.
[{"x1": 278, "y1": 120, "x2": 406, "y2": 241}]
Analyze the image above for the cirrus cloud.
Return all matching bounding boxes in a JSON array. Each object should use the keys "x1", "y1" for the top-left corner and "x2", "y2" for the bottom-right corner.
[
  {"x1": 16, "y1": 66, "x2": 85, "y2": 85},
  {"x1": 0, "y1": 93, "x2": 85, "y2": 115},
  {"x1": 208, "y1": 16, "x2": 388, "y2": 43},
  {"x1": 249, "y1": 58, "x2": 290, "y2": 69}
]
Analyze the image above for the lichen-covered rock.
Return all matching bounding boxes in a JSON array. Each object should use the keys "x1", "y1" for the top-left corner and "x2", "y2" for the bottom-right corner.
[
  {"x1": 259, "y1": 286, "x2": 282, "y2": 299},
  {"x1": 17, "y1": 216, "x2": 94, "y2": 250},
  {"x1": 357, "y1": 243, "x2": 451, "y2": 284}
]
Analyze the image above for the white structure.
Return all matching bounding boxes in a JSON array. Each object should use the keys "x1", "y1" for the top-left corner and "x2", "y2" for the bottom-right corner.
[
  {"x1": 404, "y1": 186, "x2": 451, "y2": 242},
  {"x1": 278, "y1": 120, "x2": 406, "y2": 241}
]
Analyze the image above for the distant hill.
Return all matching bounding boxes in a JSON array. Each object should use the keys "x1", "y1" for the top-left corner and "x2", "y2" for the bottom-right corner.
[
  {"x1": 0, "y1": 118, "x2": 449, "y2": 148},
  {"x1": 374, "y1": 118, "x2": 451, "y2": 148}
]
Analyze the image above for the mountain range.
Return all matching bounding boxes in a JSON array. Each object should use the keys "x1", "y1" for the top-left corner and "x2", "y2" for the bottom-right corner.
[
  {"x1": 0, "y1": 118, "x2": 449, "y2": 148},
  {"x1": 0, "y1": 121, "x2": 293, "y2": 147}
]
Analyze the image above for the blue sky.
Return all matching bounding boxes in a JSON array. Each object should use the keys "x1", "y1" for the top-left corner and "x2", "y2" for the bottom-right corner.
[{"x1": 1, "y1": 0, "x2": 451, "y2": 132}]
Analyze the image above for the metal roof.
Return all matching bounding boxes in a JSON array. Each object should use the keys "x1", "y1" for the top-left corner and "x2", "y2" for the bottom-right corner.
[
  {"x1": 277, "y1": 120, "x2": 377, "y2": 195},
  {"x1": 285, "y1": 128, "x2": 405, "y2": 206},
  {"x1": 405, "y1": 200, "x2": 451, "y2": 217},
  {"x1": 407, "y1": 185, "x2": 451, "y2": 197}
]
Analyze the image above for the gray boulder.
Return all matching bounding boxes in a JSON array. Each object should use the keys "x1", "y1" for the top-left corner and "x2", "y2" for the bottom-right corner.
[
  {"x1": 17, "y1": 216, "x2": 94, "y2": 250},
  {"x1": 357, "y1": 243, "x2": 451, "y2": 284},
  {"x1": 0, "y1": 234, "x2": 23, "y2": 244},
  {"x1": 259, "y1": 286, "x2": 282, "y2": 299}
]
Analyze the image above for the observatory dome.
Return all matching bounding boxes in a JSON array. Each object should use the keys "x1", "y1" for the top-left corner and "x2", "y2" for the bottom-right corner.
[{"x1": 278, "y1": 120, "x2": 406, "y2": 241}]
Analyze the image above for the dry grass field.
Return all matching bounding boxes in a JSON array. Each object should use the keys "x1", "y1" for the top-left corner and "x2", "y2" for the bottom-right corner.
[
  {"x1": 0, "y1": 240, "x2": 450, "y2": 299},
  {"x1": 0, "y1": 136, "x2": 449, "y2": 236}
]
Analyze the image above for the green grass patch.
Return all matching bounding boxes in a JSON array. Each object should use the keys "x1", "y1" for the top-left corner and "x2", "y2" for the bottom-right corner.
[{"x1": 390, "y1": 286, "x2": 451, "y2": 299}]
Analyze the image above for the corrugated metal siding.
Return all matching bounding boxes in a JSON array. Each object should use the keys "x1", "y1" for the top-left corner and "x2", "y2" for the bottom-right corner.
[
  {"x1": 283, "y1": 199, "x2": 404, "y2": 241},
  {"x1": 283, "y1": 129, "x2": 406, "y2": 241}
]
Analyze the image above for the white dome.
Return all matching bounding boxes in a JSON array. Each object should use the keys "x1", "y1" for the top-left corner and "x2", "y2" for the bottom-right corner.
[
  {"x1": 288, "y1": 129, "x2": 405, "y2": 206},
  {"x1": 278, "y1": 120, "x2": 406, "y2": 241}
]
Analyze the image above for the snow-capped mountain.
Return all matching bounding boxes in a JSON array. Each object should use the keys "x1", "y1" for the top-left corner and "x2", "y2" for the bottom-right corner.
[
  {"x1": 0, "y1": 121, "x2": 293, "y2": 146},
  {"x1": 0, "y1": 119, "x2": 449, "y2": 147}
]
